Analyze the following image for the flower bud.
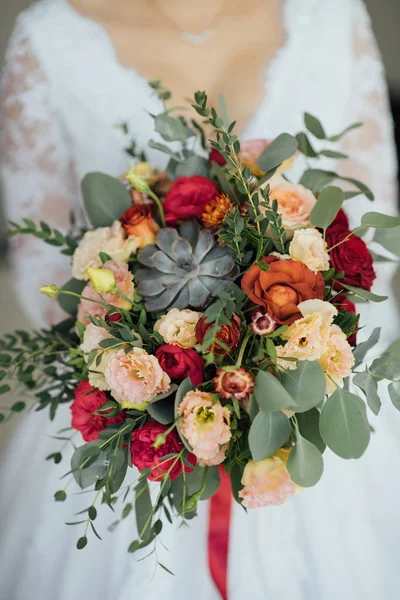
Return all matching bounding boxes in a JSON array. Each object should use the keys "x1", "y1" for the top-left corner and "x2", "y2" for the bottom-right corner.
[
  {"x1": 86, "y1": 267, "x2": 117, "y2": 294},
  {"x1": 250, "y1": 309, "x2": 277, "y2": 335},
  {"x1": 40, "y1": 284, "x2": 59, "y2": 298},
  {"x1": 125, "y1": 168, "x2": 151, "y2": 194}
]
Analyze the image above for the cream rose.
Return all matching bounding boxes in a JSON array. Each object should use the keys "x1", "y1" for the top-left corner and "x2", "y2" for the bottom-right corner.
[
  {"x1": 277, "y1": 300, "x2": 337, "y2": 368},
  {"x1": 238, "y1": 449, "x2": 301, "y2": 509},
  {"x1": 319, "y1": 324, "x2": 355, "y2": 393},
  {"x1": 72, "y1": 221, "x2": 139, "y2": 281},
  {"x1": 105, "y1": 347, "x2": 170, "y2": 408},
  {"x1": 289, "y1": 228, "x2": 330, "y2": 273},
  {"x1": 263, "y1": 181, "x2": 317, "y2": 234},
  {"x1": 178, "y1": 390, "x2": 231, "y2": 465},
  {"x1": 154, "y1": 308, "x2": 202, "y2": 349}
]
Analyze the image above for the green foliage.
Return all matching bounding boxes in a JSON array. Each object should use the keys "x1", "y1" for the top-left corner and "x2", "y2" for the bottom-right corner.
[
  {"x1": 309, "y1": 186, "x2": 344, "y2": 229},
  {"x1": 254, "y1": 370, "x2": 296, "y2": 411},
  {"x1": 257, "y1": 133, "x2": 298, "y2": 172},
  {"x1": 57, "y1": 278, "x2": 86, "y2": 316},
  {"x1": 361, "y1": 212, "x2": 400, "y2": 229},
  {"x1": 319, "y1": 388, "x2": 370, "y2": 459},
  {"x1": 296, "y1": 409, "x2": 326, "y2": 453},
  {"x1": 249, "y1": 411, "x2": 291, "y2": 461},
  {"x1": 8, "y1": 219, "x2": 81, "y2": 256},
  {"x1": 287, "y1": 429, "x2": 324, "y2": 487},
  {"x1": 81, "y1": 172, "x2": 133, "y2": 227},
  {"x1": 374, "y1": 227, "x2": 400, "y2": 256},
  {"x1": 281, "y1": 361, "x2": 326, "y2": 413},
  {"x1": 353, "y1": 369, "x2": 381, "y2": 415}
]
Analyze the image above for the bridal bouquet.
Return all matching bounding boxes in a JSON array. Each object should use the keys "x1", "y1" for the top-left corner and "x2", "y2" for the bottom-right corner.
[{"x1": 2, "y1": 85, "x2": 400, "y2": 559}]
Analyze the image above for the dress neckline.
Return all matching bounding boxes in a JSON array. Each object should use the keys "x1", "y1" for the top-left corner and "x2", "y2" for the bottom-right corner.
[{"x1": 59, "y1": 0, "x2": 299, "y2": 138}]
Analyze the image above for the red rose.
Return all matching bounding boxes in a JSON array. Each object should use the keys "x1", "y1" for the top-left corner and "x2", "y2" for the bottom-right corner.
[
  {"x1": 195, "y1": 314, "x2": 241, "y2": 355},
  {"x1": 209, "y1": 148, "x2": 226, "y2": 166},
  {"x1": 331, "y1": 208, "x2": 349, "y2": 230},
  {"x1": 131, "y1": 421, "x2": 196, "y2": 481},
  {"x1": 326, "y1": 226, "x2": 375, "y2": 291},
  {"x1": 334, "y1": 294, "x2": 358, "y2": 346},
  {"x1": 71, "y1": 380, "x2": 125, "y2": 442},
  {"x1": 156, "y1": 344, "x2": 204, "y2": 386},
  {"x1": 163, "y1": 176, "x2": 220, "y2": 225}
]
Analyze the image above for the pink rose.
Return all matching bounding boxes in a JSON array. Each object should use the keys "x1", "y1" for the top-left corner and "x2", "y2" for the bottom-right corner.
[
  {"x1": 239, "y1": 449, "x2": 300, "y2": 508},
  {"x1": 178, "y1": 390, "x2": 231, "y2": 466},
  {"x1": 105, "y1": 347, "x2": 170, "y2": 409},
  {"x1": 264, "y1": 180, "x2": 317, "y2": 232}
]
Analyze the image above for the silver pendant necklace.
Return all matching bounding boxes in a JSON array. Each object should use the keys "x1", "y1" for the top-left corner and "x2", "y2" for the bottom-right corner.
[{"x1": 152, "y1": 1, "x2": 228, "y2": 45}]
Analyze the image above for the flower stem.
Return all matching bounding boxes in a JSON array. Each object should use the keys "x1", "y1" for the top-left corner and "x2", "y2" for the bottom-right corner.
[
  {"x1": 148, "y1": 189, "x2": 166, "y2": 228},
  {"x1": 235, "y1": 332, "x2": 251, "y2": 368}
]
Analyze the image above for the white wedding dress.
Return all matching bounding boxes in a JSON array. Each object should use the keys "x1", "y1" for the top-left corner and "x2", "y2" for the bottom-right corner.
[{"x1": 1, "y1": 0, "x2": 400, "y2": 599}]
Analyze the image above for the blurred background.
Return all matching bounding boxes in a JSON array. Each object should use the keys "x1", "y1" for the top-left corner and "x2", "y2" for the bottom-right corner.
[{"x1": 0, "y1": 0, "x2": 399, "y2": 452}]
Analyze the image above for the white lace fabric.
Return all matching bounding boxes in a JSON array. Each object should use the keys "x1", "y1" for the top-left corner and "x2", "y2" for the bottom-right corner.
[{"x1": 0, "y1": 20, "x2": 80, "y2": 327}]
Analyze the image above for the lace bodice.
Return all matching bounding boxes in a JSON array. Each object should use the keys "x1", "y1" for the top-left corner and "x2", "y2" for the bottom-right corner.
[{"x1": 0, "y1": 0, "x2": 397, "y2": 327}]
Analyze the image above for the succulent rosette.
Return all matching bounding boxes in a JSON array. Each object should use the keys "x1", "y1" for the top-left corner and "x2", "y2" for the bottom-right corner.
[{"x1": 3, "y1": 86, "x2": 400, "y2": 565}]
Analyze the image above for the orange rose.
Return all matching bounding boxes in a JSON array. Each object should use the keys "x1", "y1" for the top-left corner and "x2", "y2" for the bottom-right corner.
[
  {"x1": 195, "y1": 314, "x2": 241, "y2": 355},
  {"x1": 120, "y1": 205, "x2": 159, "y2": 248},
  {"x1": 241, "y1": 256, "x2": 325, "y2": 325}
]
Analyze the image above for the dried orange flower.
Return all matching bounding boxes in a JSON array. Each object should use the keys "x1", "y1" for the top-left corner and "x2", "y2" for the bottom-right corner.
[{"x1": 201, "y1": 194, "x2": 232, "y2": 230}]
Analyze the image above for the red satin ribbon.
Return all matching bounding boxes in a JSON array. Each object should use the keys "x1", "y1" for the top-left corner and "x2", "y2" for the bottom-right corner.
[{"x1": 208, "y1": 467, "x2": 232, "y2": 600}]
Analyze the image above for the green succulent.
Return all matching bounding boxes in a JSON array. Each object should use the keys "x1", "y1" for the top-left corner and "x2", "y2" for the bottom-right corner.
[{"x1": 135, "y1": 220, "x2": 237, "y2": 311}]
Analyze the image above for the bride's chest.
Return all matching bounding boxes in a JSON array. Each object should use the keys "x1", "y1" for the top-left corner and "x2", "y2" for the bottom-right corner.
[{"x1": 39, "y1": 0, "x2": 354, "y2": 178}]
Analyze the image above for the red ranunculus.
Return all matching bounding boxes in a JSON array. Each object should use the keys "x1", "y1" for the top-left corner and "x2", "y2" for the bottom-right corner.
[
  {"x1": 335, "y1": 294, "x2": 358, "y2": 346},
  {"x1": 163, "y1": 176, "x2": 220, "y2": 225},
  {"x1": 71, "y1": 380, "x2": 125, "y2": 441},
  {"x1": 156, "y1": 344, "x2": 204, "y2": 386},
  {"x1": 131, "y1": 421, "x2": 196, "y2": 481},
  {"x1": 326, "y1": 226, "x2": 376, "y2": 291},
  {"x1": 209, "y1": 148, "x2": 226, "y2": 166},
  {"x1": 195, "y1": 314, "x2": 241, "y2": 355}
]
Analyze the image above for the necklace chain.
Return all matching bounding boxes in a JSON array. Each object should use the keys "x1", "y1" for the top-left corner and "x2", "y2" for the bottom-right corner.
[{"x1": 151, "y1": 1, "x2": 228, "y2": 44}]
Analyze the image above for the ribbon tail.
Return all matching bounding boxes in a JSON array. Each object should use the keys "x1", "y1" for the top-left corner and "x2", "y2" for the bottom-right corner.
[{"x1": 208, "y1": 467, "x2": 232, "y2": 600}]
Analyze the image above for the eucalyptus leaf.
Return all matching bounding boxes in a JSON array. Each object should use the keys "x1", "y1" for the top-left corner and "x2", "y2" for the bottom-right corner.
[
  {"x1": 71, "y1": 441, "x2": 110, "y2": 489},
  {"x1": 353, "y1": 370, "x2": 381, "y2": 415},
  {"x1": 309, "y1": 186, "x2": 344, "y2": 229},
  {"x1": 319, "y1": 388, "x2": 370, "y2": 459},
  {"x1": 281, "y1": 361, "x2": 326, "y2": 413},
  {"x1": 108, "y1": 446, "x2": 128, "y2": 494},
  {"x1": 254, "y1": 370, "x2": 297, "y2": 411},
  {"x1": 57, "y1": 278, "x2": 86, "y2": 316},
  {"x1": 370, "y1": 352, "x2": 400, "y2": 381},
  {"x1": 361, "y1": 212, "x2": 400, "y2": 229},
  {"x1": 176, "y1": 155, "x2": 210, "y2": 178},
  {"x1": 155, "y1": 114, "x2": 194, "y2": 143},
  {"x1": 135, "y1": 480, "x2": 153, "y2": 541},
  {"x1": 341, "y1": 284, "x2": 388, "y2": 303},
  {"x1": 353, "y1": 328, "x2": 381, "y2": 367},
  {"x1": 296, "y1": 409, "x2": 326, "y2": 453},
  {"x1": 287, "y1": 434, "x2": 324, "y2": 487},
  {"x1": 295, "y1": 132, "x2": 318, "y2": 157},
  {"x1": 304, "y1": 113, "x2": 326, "y2": 139},
  {"x1": 174, "y1": 378, "x2": 194, "y2": 451},
  {"x1": 147, "y1": 396, "x2": 175, "y2": 424},
  {"x1": 299, "y1": 169, "x2": 335, "y2": 193},
  {"x1": 81, "y1": 172, "x2": 133, "y2": 227},
  {"x1": 374, "y1": 228, "x2": 400, "y2": 257},
  {"x1": 388, "y1": 379, "x2": 400, "y2": 411},
  {"x1": 328, "y1": 121, "x2": 362, "y2": 142},
  {"x1": 257, "y1": 133, "x2": 298, "y2": 172},
  {"x1": 249, "y1": 411, "x2": 291, "y2": 461},
  {"x1": 185, "y1": 464, "x2": 221, "y2": 500}
]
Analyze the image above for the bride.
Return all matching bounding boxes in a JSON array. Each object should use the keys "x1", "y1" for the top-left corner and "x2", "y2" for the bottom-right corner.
[{"x1": 1, "y1": 0, "x2": 399, "y2": 598}]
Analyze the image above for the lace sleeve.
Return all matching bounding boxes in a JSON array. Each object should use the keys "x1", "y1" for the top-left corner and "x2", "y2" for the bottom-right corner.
[
  {"x1": 338, "y1": 0, "x2": 398, "y2": 222},
  {"x1": 0, "y1": 18, "x2": 81, "y2": 328}
]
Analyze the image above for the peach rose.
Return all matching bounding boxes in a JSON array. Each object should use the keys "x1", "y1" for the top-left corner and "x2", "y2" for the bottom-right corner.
[
  {"x1": 238, "y1": 449, "x2": 301, "y2": 508},
  {"x1": 241, "y1": 256, "x2": 325, "y2": 325},
  {"x1": 105, "y1": 347, "x2": 170, "y2": 408},
  {"x1": 80, "y1": 324, "x2": 115, "y2": 390},
  {"x1": 178, "y1": 390, "x2": 231, "y2": 465},
  {"x1": 120, "y1": 205, "x2": 159, "y2": 248},
  {"x1": 263, "y1": 181, "x2": 317, "y2": 233},
  {"x1": 289, "y1": 228, "x2": 330, "y2": 273},
  {"x1": 77, "y1": 260, "x2": 134, "y2": 325},
  {"x1": 240, "y1": 139, "x2": 296, "y2": 177},
  {"x1": 154, "y1": 308, "x2": 202, "y2": 349},
  {"x1": 277, "y1": 300, "x2": 337, "y2": 369},
  {"x1": 72, "y1": 221, "x2": 139, "y2": 281},
  {"x1": 319, "y1": 324, "x2": 355, "y2": 393}
]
